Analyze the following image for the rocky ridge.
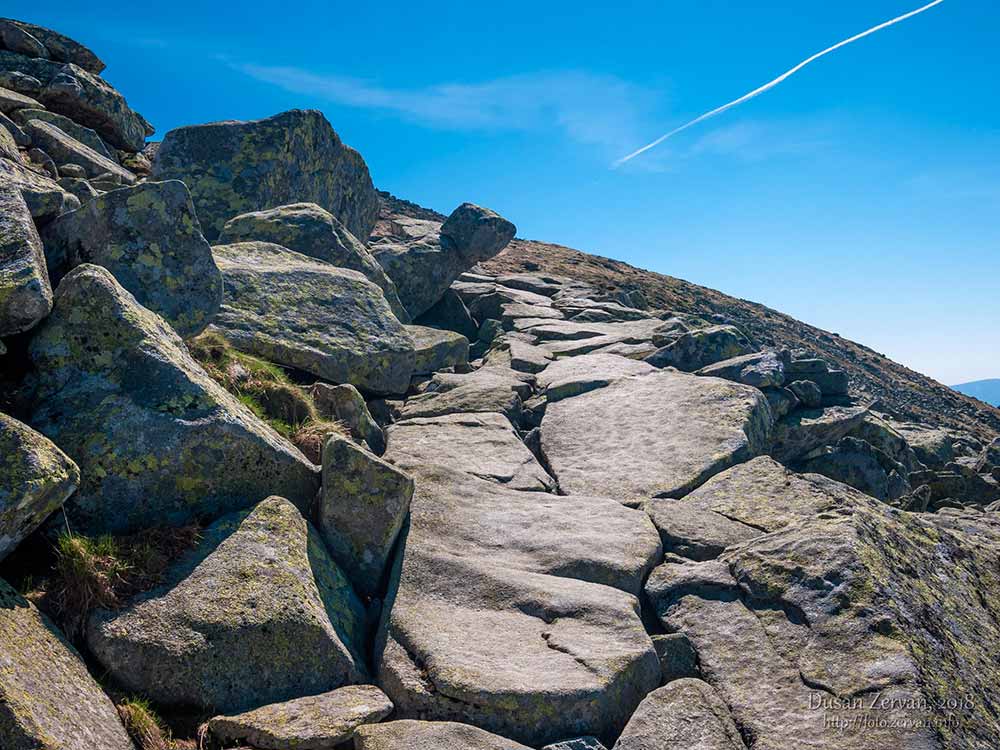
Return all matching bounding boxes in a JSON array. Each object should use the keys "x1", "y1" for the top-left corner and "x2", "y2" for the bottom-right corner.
[{"x1": 2, "y1": 18, "x2": 1000, "y2": 750}]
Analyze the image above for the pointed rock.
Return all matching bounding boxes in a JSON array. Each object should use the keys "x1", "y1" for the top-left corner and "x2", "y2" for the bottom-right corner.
[{"x1": 0, "y1": 175, "x2": 52, "y2": 335}]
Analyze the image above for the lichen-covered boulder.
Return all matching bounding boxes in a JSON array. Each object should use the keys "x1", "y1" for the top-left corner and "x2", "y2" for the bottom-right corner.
[
  {"x1": 87, "y1": 496, "x2": 367, "y2": 713},
  {"x1": 21, "y1": 119, "x2": 134, "y2": 183},
  {"x1": 0, "y1": 51, "x2": 148, "y2": 150},
  {"x1": 311, "y1": 382, "x2": 385, "y2": 454},
  {"x1": 769, "y1": 405, "x2": 869, "y2": 462},
  {"x1": 372, "y1": 203, "x2": 515, "y2": 319},
  {"x1": 541, "y1": 370, "x2": 773, "y2": 505},
  {"x1": 318, "y1": 436, "x2": 413, "y2": 598},
  {"x1": 208, "y1": 685, "x2": 393, "y2": 750},
  {"x1": 645, "y1": 325, "x2": 753, "y2": 372},
  {"x1": 0, "y1": 579, "x2": 135, "y2": 750},
  {"x1": 211, "y1": 242, "x2": 415, "y2": 394},
  {"x1": 0, "y1": 19, "x2": 106, "y2": 74},
  {"x1": 0, "y1": 175, "x2": 52, "y2": 336},
  {"x1": 151, "y1": 110, "x2": 377, "y2": 241},
  {"x1": 1, "y1": 152, "x2": 69, "y2": 220},
  {"x1": 695, "y1": 349, "x2": 788, "y2": 389},
  {"x1": 12, "y1": 108, "x2": 116, "y2": 160},
  {"x1": 355, "y1": 721, "x2": 533, "y2": 750},
  {"x1": 0, "y1": 82, "x2": 39, "y2": 112},
  {"x1": 41, "y1": 180, "x2": 222, "y2": 336},
  {"x1": 0, "y1": 412, "x2": 79, "y2": 562},
  {"x1": 218, "y1": 202, "x2": 407, "y2": 320},
  {"x1": 406, "y1": 324, "x2": 469, "y2": 374},
  {"x1": 28, "y1": 264, "x2": 318, "y2": 536}
]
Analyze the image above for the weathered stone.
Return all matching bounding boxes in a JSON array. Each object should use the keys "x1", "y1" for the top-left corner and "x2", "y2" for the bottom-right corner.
[
  {"x1": 0, "y1": 117, "x2": 19, "y2": 159},
  {"x1": 975, "y1": 438, "x2": 1000, "y2": 474},
  {"x1": 387, "y1": 412, "x2": 554, "y2": 492},
  {"x1": 373, "y1": 461, "x2": 661, "y2": 745},
  {"x1": 0, "y1": 70, "x2": 41, "y2": 96},
  {"x1": 467, "y1": 285, "x2": 553, "y2": 322},
  {"x1": 0, "y1": 20, "x2": 48, "y2": 59},
  {"x1": 536, "y1": 352, "x2": 654, "y2": 402},
  {"x1": 355, "y1": 721, "x2": 533, "y2": 750},
  {"x1": 0, "y1": 176, "x2": 52, "y2": 335},
  {"x1": 797, "y1": 436, "x2": 910, "y2": 501},
  {"x1": 21, "y1": 118, "x2": 132, "y2": 183},
  {"x1": 695, "y1": 349, "x2": 787, "y2": 389},
  {"x1": 406, "y1": 324, "x2": 469, "y2": 374},
  {"x1": 0, "y1": 412, "x2": 78, "y2": 562},
  {"x1": 0, "y1": 154, "x2": 68, "y2": 220},
  {"x1": 372, "y1": 204, "x2": 515, "y2": 319},
  {"x1": 211, "y1": 242, "x2": 415, "y2": 394},
  {"x1": 28, "y1": 265, "x2": 318, "y2": 535},
  {"x1": 769, "y1": 405, "x2": 869, "y2": 462},
  {"x1": 787, "y1": 378, "x2": 823, "y2": 408},
  {"x1": 613, "y1": 679, "x2": 744, "y2": 750},
  {"x1": 0, "y1": 83, "x2": 39, "y2": 113},
  {"x1": 526, "y1": 318, "x2": 664, "y2": 358},
  {"x1": 218, "y1": 202, "x2": 407, "y2": 320},
  {"x1": 398, "y1": 365, "x2": 528, "y2": 422},
  {"x1": 208, "y1": 684, "x2": 393, "y2": 750},
  {"x1": 88, "y1": 496, "x2": 367, "y2": 713},
  {"x1": 27, "y1": 146, "x2": 57, "y2": 178},
  {"x1": 544, "y1": 738, "x2": 608, "y2": 750},
  {"x1": 311, "y1": 382, "x2": 385, "y2": 453},
  {"x1": 41, "y1": 180, "x2": 222, "y2": 336},
  {"x1": 650, "y1": 633, "x2": 699, "y2": 683},
  {"x1": 318, "y1": 436, "x2": 413, "y2": 598},
  {"x1": 763, "y1": 386, "x2": 798, "y2": 419},
  {"x1": 645, "y1": 325, "x2": 753, "y2": 372},
  {"x1": 541, "y1": 371, "x2": 773, "y2": 505},
  {"x1": 416, "y1": 287, "x2": 479, "y2": 339},
  {"x1": 0, "y1": 19, "x2": 106, "y2": 74},
  {"x1": 507, "y1": 338, "x2": 553, "y2": 373},
  {"x1": 152, "y1": 110, "x2": 377, "y2": 241},
  {"x1": 0, "y1": 579, "x2": 134, "y2": 750}
]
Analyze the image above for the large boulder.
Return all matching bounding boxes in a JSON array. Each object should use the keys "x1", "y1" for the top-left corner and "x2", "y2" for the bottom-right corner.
[
  {"x1": 796, "y1": 435, "x2": 910, "y2": 501},
  {"x1": 355, "y1": 721, "x2": 533, "y2": 750},
  {"x1": 541, "y1": 370, "x2": 773, "y2": 505},
  {"x1": 21, "y1": 119, "x2": 134, "y2": 183},
  {"x1": 1, "y1": 152, "x2": 70, "y2": 220},
  {"x1": 28, "y1": 265, "x2": 319, "y2": 536},
  {"x1": 0, "y1": 412, "x2": 79, "y2": 562},
  {"x1": 0, "y1": 50, "x2": 148, "y2": 150},
  {"x1": 406, "y1": 324, "x2": 469, "y2": 374},
  {"x1": 207, "y1": 683, "x2": 393, "y2": 750},
  {"x1": 0, "y1": 19, "x2": 106, "y2": 74},
  {"x1": 210, "y1": 242, "x2": 415, "y2": 394},
  {"x1": 645, "y1": 325, "x2": 753, "y2": 372},
  {"x1": 12, "y1": 108, "x2": 116, "y2": 160},
  {"x1": 770, "y1": 405, "x2": 869, "y2": 462},
  {"x1": 397, "y1": 364, "x2": 529, "y2": 422},
  {"x1": 373, "y1": 459, "x2": 661, "y2": 745},
  {"x1": 318, "y1": 436, "x2": 413, "y2": 599},
  {"x1": 695, "y1": 349, "x2": 788, "y2": 389},
  {"x1": 371, "y1": 203, "x2": 515, "y2": 319},
  {"x1": 151, "y1": 110, "x2": 377, "y2": 241},
  {"x1": 311, "y1": 382, "x2": 385, "y2": 454},
  {"x1": 218, "y1": 202, "x2": 407, "y2": 320},
  {"x1": 88, "y1": 496, "x2": 368, "y2": 713},
  {"x1": 0, "y1": 579, "x2": 135, "y2": 750},
  {"x1": 41, "y1": 180, "x2": 222, "y2": 336},
  {"x1": 0, "y1": 175, "x2": 52, "y2": 336}
]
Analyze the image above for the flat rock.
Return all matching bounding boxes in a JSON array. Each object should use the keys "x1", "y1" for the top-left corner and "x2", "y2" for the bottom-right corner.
[
  {"x1": 406, "y1": 324, "x2": 469, "y2": 374},
  {"x1": 88, "y1": 496, "x2": 367, "y2": 713},
  {"x1": 355, "y1": 721, "x2": 533, "y2": 750},
  {"x1": 695, "y1": 349, "x2": 787, "y2": 389},
  {"x1": 41, "y1": 180, "x2": 222, "y2": 336},
  {"x1": 28, "y1": 265, "x2": 318, "y2": 535},
  {"x1": 387, "y1": 412, "x2": 554, "y2": 491},
  {"x1": 211, "y1": 242, "x2": 415, "y2": 394},
  {"x1": 536, "y1": 352, "x2": 654, "y2": 402},
  {"x1": 0, "y1": 412, "x2": 79, "y2": 561},
  {"x1": 398, "y1": 365, "x2": 528, "y2": 421},
  {"x1": 318, "y1": 436, "x2": 413, "y2": 598},
  {"x1": 0, "y1": 82, "x2": 39, "y2": 112},
  {"x1": 0, "y1": 579, "x2": 134, "y2": 750},
  {"x1": 208, "y1": 684, "x2": 393, "y2": 750},
  {"x1": 152, "y1": 109, "x2": 377, "y2": 241},
  {"x1": 218, "y1": 202, "x2": 407, "y2": 320},
  {"x1": 541, "y1": 370, "x2": 773, "y2": 505},
  {"x1": 12, "y1": 107, "x2": 115, "y2": 159},
  {"x1": 22, "y1": 118, "x2": 133, "y2": 183},
  {"x1": 612, "y1": 679, "x2": 744, "y2": 750},
  {"x1": 507, "y1": 338, "x2": 553, "y2": 373},
  {"x1": 770, "y1": 405, "x2": 869, "y2": 462},
  {"x1": 0, "y1": 174, "x2": 52, "y2": 335}
]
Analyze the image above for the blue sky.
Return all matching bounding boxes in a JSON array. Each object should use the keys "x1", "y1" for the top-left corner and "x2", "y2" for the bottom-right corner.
[{"x1": 13, "y1": 1, "x2": 998, "y2": 384}]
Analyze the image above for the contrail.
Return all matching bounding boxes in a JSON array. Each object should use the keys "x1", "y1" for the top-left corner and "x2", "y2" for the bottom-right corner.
[{"x1": 613, "y1": 0, "x2": 946, "y2": 167}]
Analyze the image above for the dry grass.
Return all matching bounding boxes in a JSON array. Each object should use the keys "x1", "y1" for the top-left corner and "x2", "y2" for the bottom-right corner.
[{"x1": 118, "y1": 698, "x2": 171, "y2": 750}]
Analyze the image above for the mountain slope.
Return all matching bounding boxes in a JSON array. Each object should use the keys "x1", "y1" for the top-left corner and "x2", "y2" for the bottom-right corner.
[{"x1": 952, "y1": 379, "x2": 1000, "y2": 407}]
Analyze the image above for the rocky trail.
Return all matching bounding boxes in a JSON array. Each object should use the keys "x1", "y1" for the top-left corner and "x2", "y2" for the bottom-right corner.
[{"x1": 2, "y1": 18, "x2": 1000, "y2": 750}]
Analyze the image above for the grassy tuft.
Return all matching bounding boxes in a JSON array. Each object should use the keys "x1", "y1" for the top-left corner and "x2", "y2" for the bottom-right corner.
[{"x1": 118, "y1": 698, "x2": 171, "y2": 750}]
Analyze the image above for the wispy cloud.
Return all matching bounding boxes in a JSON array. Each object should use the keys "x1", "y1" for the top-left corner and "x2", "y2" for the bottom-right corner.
[{"x1": 235, "y1": 64, "x2": 657, "y2": 154}]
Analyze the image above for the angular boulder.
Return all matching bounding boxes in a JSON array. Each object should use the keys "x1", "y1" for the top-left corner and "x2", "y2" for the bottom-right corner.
[
  {"x1": 0, "y1": 579, "x2": 134, "y2": 750},
  {"x1": 12, "y1": 107, "x2": 116, "y2": 159},
  {"x1": 0, "y1": 412, "x2": 79, "y2": 562},
  {"x1": 536, "y1": 352, "x2": 654, "y2": 402},
  {"x1": 372, "y1": 203, "x2": 515, "y2": 319},
  {"x1": 88, "y1": 496, "x2": 367, "y2": 713},
  {"x1": 695, "y1": 349, "x2": 787, "y2": 389},
  {"x1": 28, "y1": 265, "x2": 318, "y2": 535},
  {"x1": 22, "y1": 119, "x2": 133, "y2": 183},
  {"x1": 152, "y1": 110, "x2": 378, "y2": 241},
  {"x1": 397, "y1": 365, "x2": 528, "y2": 422},
  {"x1": 355, "y1": 721, "x2": 533, "y2": 750},
  {"x1": 406, "y1": 324, "x2": 469, "y2": 374},
  {"x1": 318, "y1": 436, "x2": 413, "y2": 598},
  {"x1": 1, "y1": 152, "x2": 69, "y2": 220},
  {"x1": 218, "y1": 202, "x2": 407, "y2": 320},
  {"x1": 311, "y1": 382, "x2": 385, "y2": 454},
  {"x1": 0, "y1": 19, "x2": 106, "y2": 74},
  {"x1": 0, "y1": 175, "x2": 52, "y2": 335},
  {"x1": 645, "y1": 325, "x2": 753, "y2": 372},
  {"x1": 541, "y1": 370, "x2": 773, "y2": 505},
  {"x1": 208, "y1": 684, "x2": 393, "y2": 750},
  {"x1": 770, "y1": 405, "x2": 869, "y2": 462},
  {"x1": 41, "y1": 180, "x2": 222, "y2": 336}
]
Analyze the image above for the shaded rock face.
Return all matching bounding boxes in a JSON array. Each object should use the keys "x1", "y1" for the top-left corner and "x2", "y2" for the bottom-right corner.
[
  {"x1": 371, "y1": 203, "x2": 515, "y2": 319},
  {"x1": 208, "y1": 684, "x2": 393, "y2": 750},
  {"x1": 541, "y1": 370, "x2": 773, "y2": 505},
  {"x1": 0, "y1": 412, "x2": 79, "y2": 562},
  {"x1": 311, "y1": 382, "x2": 385, "y2": 454},
  {"x1": 12, "y1": 108, "x2": 116, "y2": 160},
  {"x1": 211, "y1": 242, "x2": 415, "y2": 395},
  {"x1": 797, "y1": 435, "x2": 910, "y2": 502},
  {"x1": 41, "y1": 180, "x2": 222, "y2": 336},
  {"x1": 28, "y1": 265, "x2": 318, "y2": 536},
  {"x1": 152, "y1": 110, "x2": 378, "y2": 242},
  {"x1": 1, "y1": 155, "x2": 71, "y2": 221},
  {"x1": 0, "y1": 176, "x2": 52, "y2": 336},
  {"x1": 770, "y1": 404, "x2": 869, "y2": 463},
  {"x1": 218, "y1": 202, "x2": 407, "y2": 321},
  {"x1": 355, "y1": 720, "x2": 534, "y2": 750},
  {"x1": 0, "y1": 579, "x2": 135, "y2": 750},
  {"x1": 21, "y1": 118, "x2": 134, "y2": 184},
  {"x1": 88, "y1": 496, "x2": 368, "y2": 713},
  {"x1": 0, "y1": 18, "x2": 106, "y2": 74}
]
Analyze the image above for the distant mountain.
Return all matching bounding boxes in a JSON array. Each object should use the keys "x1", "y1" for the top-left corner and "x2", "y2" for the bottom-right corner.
[{"x1": 952, "y1": 379, "x2": 1000, "y2": 407}]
